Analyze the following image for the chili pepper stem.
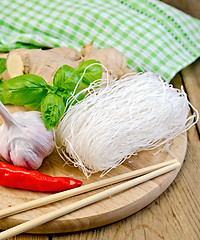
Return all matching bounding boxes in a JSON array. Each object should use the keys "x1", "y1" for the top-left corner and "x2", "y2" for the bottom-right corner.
[{"x1": 0, "y1": 101, "x2": 19, "y2": 127}]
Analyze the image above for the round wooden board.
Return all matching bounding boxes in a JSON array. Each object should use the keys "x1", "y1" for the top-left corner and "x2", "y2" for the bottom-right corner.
[{"x1": 0, "y1": 105, "x2": 187, "y2": 234}]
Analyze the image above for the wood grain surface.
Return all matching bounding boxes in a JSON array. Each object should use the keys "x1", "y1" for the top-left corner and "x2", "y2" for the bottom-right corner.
[
  {"x1": 162, "y1": 0, "x2": 200, "y2": 19},
  {"x1": 1, "y1": 1, "x2": 200, "y2": 239}
]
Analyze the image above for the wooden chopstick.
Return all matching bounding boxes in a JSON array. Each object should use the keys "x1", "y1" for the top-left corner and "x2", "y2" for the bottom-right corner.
[
  {"x1": 0, "y1": 159, "x2": 178, "y2": 219},
  {"x1": 0, "y1": 160, "x2": 180, "y2": 240}
]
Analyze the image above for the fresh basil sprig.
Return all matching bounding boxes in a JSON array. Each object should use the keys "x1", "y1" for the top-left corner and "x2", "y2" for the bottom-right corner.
[
  {"x1": 53, "y1": 65, "x2": 81, "y2": 92},
  {"x1": 3, "y1": 60, "x2": 102, "y2": 130},
  {"x1": 76, "y1": 59, "x2": 102, "y2": 85},
  {"x1": 41, "y1": 93, "x2": 65, "y2": 130},
  {"x1": 3, "y1": 74, "x2": 48, "y2": 105}
]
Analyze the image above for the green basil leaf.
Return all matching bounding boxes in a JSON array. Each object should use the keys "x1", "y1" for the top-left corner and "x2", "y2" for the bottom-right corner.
[
  {"x1": 0, "y1": 80, "x2": 8, "y2": 104},
  {"x1": 41, "y1": 93, "x2": 65, "y2": 130},
  {"x1": 53, "y1": 65, "x2": 81, "y2": 92},
  {"x1": 63, "y1": 96, "x2": 68, "y2": 105},
  {"x1": 25, "y1": 102, "x2": 41, "y2": 111},
  {"x1": 74, "y1": 89, "x2": 86, "y2": 103},
  {"x1": 65, "y1": 90, "x2": 86, "y2": 112},
  {"x1": 78, "y1": 81, "x2": 90, "y2": 90},
  {"x1": 56, "y1": 86, "x2": 71, "y2": 98},
  {"x1": 75, "y1": 60, "x2": 102, "y2": 84},
  {"x1": 0, "y1": 58, "x2": 6, "y2": 75},
  {"x1": 3, "y1": 74, "x2": 48, "y2": 105},
  {"x1": 45, "y1": 85, "x2": 58, "y2": 94}
]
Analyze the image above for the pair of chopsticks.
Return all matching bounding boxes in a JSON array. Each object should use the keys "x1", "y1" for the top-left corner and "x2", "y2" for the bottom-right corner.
[{"x1": 0, "y1": 159, "x2": 180, "y2": 240}]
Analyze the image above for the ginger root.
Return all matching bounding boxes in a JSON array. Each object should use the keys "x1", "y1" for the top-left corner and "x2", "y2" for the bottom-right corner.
[
  {"x1": 47, "y1": 47, "x2": 81, "y2": 61},
  {"x1": 5, "y1": 44, "x2": 133, "y2": 86},
  {"x1": 81, "y1": 44, "x2": 127, "y2": 80},
  {"x1": 6, "y1": 48, "x2": 80, "y2": 84}
]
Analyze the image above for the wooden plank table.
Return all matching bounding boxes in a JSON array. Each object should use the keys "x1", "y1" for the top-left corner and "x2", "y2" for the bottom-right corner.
[{"x1": 1, "y1": 2, "x2": 200, "y2": 239}]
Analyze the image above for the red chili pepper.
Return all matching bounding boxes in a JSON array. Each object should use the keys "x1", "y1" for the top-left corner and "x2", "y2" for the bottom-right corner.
[{"x1": 0, "y1": 161, "x2": 82, "y2": 192}]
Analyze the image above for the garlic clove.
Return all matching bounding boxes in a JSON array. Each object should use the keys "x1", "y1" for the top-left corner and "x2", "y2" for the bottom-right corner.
[{"x1": 7, "y1": 137, "x2": 43, "y2": 169}]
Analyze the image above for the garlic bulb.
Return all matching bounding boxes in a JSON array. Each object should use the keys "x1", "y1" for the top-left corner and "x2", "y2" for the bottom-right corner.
[{"x1": 0, "y1": 102, "x2": 55, "y2": 169}]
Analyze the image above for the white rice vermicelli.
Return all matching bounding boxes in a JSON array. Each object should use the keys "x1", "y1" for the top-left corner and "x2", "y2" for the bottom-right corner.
[{"x1": 56, "y1": 72, "x2": 198, "y2": 178}]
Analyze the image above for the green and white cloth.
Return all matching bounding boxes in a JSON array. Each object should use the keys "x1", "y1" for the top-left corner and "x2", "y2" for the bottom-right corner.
[{"x1": 0, "y1": 0, "x2": 200, "y2": 81}]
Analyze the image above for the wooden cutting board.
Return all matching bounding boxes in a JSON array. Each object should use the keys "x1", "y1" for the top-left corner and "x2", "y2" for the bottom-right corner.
[{"x1": 0, "y1": 105, "x2": 187, "y2": 234}]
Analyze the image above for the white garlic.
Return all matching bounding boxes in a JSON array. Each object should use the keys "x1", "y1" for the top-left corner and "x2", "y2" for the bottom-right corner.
[{"x1": 0, "y1": 102, "x2": 55, "y2": 169}]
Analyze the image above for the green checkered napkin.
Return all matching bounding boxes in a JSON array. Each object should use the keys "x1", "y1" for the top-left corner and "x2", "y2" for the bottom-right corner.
[{"x1": 0, "y1": 0, "x2": 200, "y2": 81}]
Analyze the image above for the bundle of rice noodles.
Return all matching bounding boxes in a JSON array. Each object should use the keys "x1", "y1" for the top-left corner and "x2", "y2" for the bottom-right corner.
[{"x1": 56, "y1": 72, "x2": 198, "y2": 178}]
